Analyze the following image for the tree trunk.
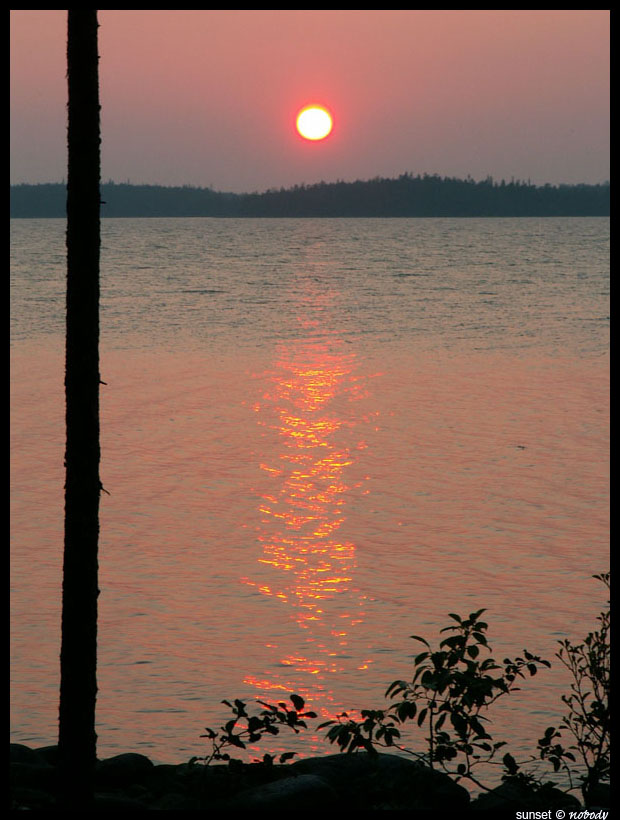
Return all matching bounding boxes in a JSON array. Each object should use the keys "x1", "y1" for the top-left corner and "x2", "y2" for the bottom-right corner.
[{"x1": 58, "y1": 9, "x2": 101, "y2": 808}]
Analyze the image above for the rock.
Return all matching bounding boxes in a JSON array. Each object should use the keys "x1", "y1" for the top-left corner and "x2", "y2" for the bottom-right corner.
[
  {"x1": 93, "y1": 792, "x2": 152, "y2": 809},
  {"x1": 10, "y1": 786, "x2": 56, "y2": 810},
  {"x1": 290, "y1": 752, "x2": 470, "y2": 811},
  {"x1": 95, "y1": 752, "x2": 155, "y2": 788},
  {"x1": 471, "y1": 779, "x2": 582, "y2": 812},
  {"x1": 143, "y1": 761, "x2": 212, "y2": 801},
  {"x1": 10, "y1": 743, "x2": 48, "y2": 766},
  {"x1": 10, "y1": 750, "x2": 57, "y2": 811},
  {"x1": 10, "y1": 760, "x2": 55, "y2": 790},
  {"x1": 217, "y1": 773, "x2": 337, "y2": 809},
  {"x1": 151, "y1": 791, "x2": 203, "y2": 810},
  {"x1": 123, "y1": 782, "x2": 153, "y2": 802},
  {"x1": 33, "y1": 744, "x2": 60, "y2": 766},
  {"x1": 584, "y1": 782, "x2": 610, "y2": 808}
]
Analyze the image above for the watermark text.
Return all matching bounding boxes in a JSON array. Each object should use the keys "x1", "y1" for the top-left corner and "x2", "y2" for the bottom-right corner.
[{"x1": 515, "y1": 811, "x2": 609, "y2": 820}]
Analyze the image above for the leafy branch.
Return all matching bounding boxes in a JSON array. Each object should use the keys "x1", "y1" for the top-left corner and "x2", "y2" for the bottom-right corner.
[{"x1": 194, "y1": 694, "x2": 316, "y2": 767}]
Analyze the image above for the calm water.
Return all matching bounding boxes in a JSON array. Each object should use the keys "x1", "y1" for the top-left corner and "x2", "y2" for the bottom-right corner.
[{"x1": 10, "y1": 218, "x2": 609, "y2": 782}]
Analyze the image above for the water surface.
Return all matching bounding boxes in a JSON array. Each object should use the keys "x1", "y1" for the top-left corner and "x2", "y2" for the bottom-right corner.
[{"x1": 10, "y1": 218, "x2": 609, "y2": 779}]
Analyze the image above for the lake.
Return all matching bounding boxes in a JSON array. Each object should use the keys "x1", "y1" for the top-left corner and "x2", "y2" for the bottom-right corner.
[{"x1": 10, "y1": 217, "x2": 609, "y2": 782}]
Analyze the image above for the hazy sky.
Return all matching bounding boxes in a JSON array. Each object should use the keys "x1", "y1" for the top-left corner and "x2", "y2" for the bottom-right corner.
[{"x1": 10, "y1": 10, "x2": 609, "y2": 193}]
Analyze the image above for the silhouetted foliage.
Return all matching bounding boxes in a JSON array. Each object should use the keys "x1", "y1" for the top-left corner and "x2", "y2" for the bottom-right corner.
[
  {"x1": 193, "y1": 695, "x2": 317, "y2": 768},
  {"x1": 197, "y1": 571, "x2": 610, "y2": 806},
  {"x1": 557, "y1": 572, "x2": 610, "y2": 804},
  {"x1": 320, "y1": 608, "x2": 551, "y2": 793},
  {"x1": 502, "y1": 573, "x2": 610, "y2": 807},
  {"x1": 10, "y1": 174, "x2": 610, "y2": 218}
]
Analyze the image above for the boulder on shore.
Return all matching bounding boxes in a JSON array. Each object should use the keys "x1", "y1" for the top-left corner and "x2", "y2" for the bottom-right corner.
[
  {"x1": 10, "y1": 744, "x2": 599, "y2": 813},
  {"x1": 470, "y1": 779, "x2": 582, "y2": 812},
  {"x1": 11, "y1": 745, "x2": 469, "y2": 811},
  {"x1": 288, "y1": 752, "x2": 470, "y2": 811}
]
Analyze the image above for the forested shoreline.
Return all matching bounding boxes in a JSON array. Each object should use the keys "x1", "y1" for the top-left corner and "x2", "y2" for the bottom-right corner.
[{"x1": 10, "y1": 173, "x2": 609, "y2": 218}]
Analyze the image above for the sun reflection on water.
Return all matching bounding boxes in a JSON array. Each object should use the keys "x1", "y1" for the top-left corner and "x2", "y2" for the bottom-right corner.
[{"x1": 241, "y1": 302, "x2": 375, "y2": 715}]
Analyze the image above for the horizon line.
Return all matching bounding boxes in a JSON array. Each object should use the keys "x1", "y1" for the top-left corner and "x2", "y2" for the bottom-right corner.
[{"x1": 10, "y1": 171, "x2": 611, "y2": 196}]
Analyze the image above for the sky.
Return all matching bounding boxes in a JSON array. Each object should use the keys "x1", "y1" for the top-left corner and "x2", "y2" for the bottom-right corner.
[{"x1": 10, "y1": 9, "x2": 610, "y2": 193}]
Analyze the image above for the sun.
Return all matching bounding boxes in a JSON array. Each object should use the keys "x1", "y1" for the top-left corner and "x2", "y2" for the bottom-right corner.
[{"x1": 296, "y1": 105, "x2": 333, "y2": 141}]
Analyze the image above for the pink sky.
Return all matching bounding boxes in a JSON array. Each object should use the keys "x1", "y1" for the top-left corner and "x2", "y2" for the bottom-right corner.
[{"x1": 10, "y1": 10, "x2": 609, "y2": 193}]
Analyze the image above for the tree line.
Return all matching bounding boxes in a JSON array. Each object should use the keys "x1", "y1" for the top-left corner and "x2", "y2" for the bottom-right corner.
[{"x1": 10, "y1": 173, "x2": 609, "y2": 218}]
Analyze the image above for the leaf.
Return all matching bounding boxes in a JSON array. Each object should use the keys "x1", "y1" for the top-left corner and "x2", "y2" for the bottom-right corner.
[
  {"x1": 339, "y1": 731, "x2": 352, "y2": 750},
  {"x1": 248, "y1": 716, "x2": 263, "y2": 732},
  {"x1": 417, "y1": 707, "x2": 428, "y2": 727},
  {"x1": 290, "y1": 694, "x2": 305, "y2": 712},
  {"x1": 410, "y1": 635, "x2": 431, "y2": 647},
  {"x1": 421, "y1": 670, "x2": 436, "y2": 687},
  {"x1": 448, "y1": 613, "x2": 463, "y2": 623},
  {"x1": 258, "y1": 701, "x2": 278, "y2": 714},
  {"x1": 325, "y1": 725, "x2": 341, "y2": 741},
  {"x1": 385, "y1": 680, "x2": 407, "y2": 698},
  {"x1": 470, "y1": 717, "x2": 491, "y2": 738},
  {"x1": 440, "y1": 636, "x2": 464, "y2": 650},
  {"x1": 503, "y1": 752, "x2": 518, "y2": 774},
  {"x1": 279, "y1": 752, "x2": 296, "y2": 763},
  {"x1": 396, "y1": 700, "x2": 417, "y2": 722}
]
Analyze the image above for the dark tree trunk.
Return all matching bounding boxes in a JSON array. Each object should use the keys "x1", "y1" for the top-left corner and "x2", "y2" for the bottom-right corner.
[{"x1": 58, "y1": 9, "x2": 101, "y2": 809}]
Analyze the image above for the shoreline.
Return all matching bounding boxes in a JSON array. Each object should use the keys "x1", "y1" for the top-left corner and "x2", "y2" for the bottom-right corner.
[{"x1": 11, "y1": 743, "x2": 603, "y2": 813}]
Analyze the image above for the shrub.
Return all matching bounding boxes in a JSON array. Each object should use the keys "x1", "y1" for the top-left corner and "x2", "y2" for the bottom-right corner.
[
  {"x1": 320, "y1": 608, "x2": 550, "y2": 791},
  {"x1": 526, "y1": 573, "x2": 610, "y2": 805}
]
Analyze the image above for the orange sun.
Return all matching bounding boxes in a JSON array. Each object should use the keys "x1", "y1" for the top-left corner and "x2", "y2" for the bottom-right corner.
[{"x1": 296, "y1": 105, "x2": 333, "y2": 141}]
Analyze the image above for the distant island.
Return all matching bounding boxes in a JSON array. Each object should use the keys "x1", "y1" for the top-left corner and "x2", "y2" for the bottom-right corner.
[{"x1": 10, "y1": 173, "x2": 610, "y2": 218}]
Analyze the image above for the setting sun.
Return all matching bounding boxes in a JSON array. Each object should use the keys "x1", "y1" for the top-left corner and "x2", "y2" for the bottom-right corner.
[{"x1": 296, "y1": 105, "x2": 333, "y2": 141}]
